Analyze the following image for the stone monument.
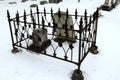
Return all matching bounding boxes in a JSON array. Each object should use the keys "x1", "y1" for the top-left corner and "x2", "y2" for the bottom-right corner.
[
  {"x1": 49, "y1": 0, "x2": 62, "y2": 3},
  {"x1": 21, "y1": 0, "x2": 28, "y2": 2},
  {"x1": 100, "y1": 0, "x2": 117, "y2": 11},
  {"x1": 28, "y1": 28, "x2": 51, "y2": 53}
]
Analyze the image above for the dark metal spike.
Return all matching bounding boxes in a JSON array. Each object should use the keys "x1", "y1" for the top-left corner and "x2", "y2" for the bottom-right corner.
[
  {"x1": 58, "y1": 8, "x2": 61, "y2": 18},
  {"x1": 7, "y1": 10, "x2": 10, "y2": 18},
  {"x1": 75, "y1": 9, "x2": 77, "y2": 19},
  {"x1": 16, "y1": 11, "x2": 19, "y2": 25},
  {"x1": 84, "y1": 9, "x2": 87, "y2": 20},
  {"x1": 24, "y1": 10, "x2": 27, "y2": 27},
  {"x1": 51, "y1": 7, "x2": 53, "y2": 17},
  {"x1": 36, "y1": 6, "x2": 39, "y2": 13},
  {"x1": 84, "y1": 9, "x2": 87, "y2": 27},
  {"x1": 30, "y1": 9, "x2": 33, "y2": 17},
  {"x1": 79, "y1": 17, "x2": 83, "y2": 32},
  {"x1": 66, "y1": 8, "x2": 69, "y2": 19},
  {"x1": 44, "y1": 7, "x2": 46, "y2": 17},
  {"x1": 42, "y1": 16, "x2": 45, "y2": 30}
]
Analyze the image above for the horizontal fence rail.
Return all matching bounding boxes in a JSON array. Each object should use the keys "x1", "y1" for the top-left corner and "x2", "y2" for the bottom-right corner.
[{"x1": 7, "y1": 6, "x2": 99, "y2": 73}]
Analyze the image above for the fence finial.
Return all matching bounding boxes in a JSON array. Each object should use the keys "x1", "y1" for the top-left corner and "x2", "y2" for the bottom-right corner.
[
  {"x1": 84, "y1": 9, "x2": 87, "y2": 27},
  {"x1": 84, "y1": 9, "x2": 87, "y2": 20},
  {"x1": 42, "y1": 16, "x2": 45, "y2": 30},
  {"x1": 58, "y1": 8, "x2": 61, "y2": 18},
  {"x1": 16, "y1": 11, "x2": 19, "y2": 25},
  {"x1": 36, "y1": 5, "x2": 39, "y2": 13},
  {"x1": 51, "y1": 7, "x2": 53, "y2": 17},
  {"x1": 24, "y1": 10, "x2": 27, "y2": 27},
  {"x1": 30, "y1": 8, "x2": 33, "y2": 18},
  {"x1": 44, "y1": 7, "x2": 46, "y2": 17},
  {"x1": 79, "y1": 17, "x2": 83, "y2": 33},
  {"x1": 66, "y1": 8, "x2": 69, "y2": 19},
  {"x1": 7, "y1": 10, "x2": 10, "y2": 18},
  {"x1": 75, "y1": 9, "x2": 78, "y2": 19}
]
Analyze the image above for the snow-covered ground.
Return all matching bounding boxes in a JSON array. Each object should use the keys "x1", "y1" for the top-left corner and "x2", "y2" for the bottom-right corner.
[{"x1": 0, "y1": 0, "x2": 120, "y2": 80}]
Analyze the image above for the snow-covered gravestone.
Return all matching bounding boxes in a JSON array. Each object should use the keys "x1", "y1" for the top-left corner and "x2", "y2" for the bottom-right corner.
[
  {"x1": 40, "y1": 0, "x2": 48, "y2": 5},
  {"x1": 21, "y1": 0, "x2": 28, "y2": 2},
  {"x1": 101, "y1": 0, "x2": 117, "y2": 11},
  {"x1": 53, "y1": 11, "x2": 76, "y2": 43},
  {"x1": 49, "y1": 0, "x2": 62, "y2": 3},
  {"x1": 30, "y1": 28, "x2": 51, "y2": 52}
]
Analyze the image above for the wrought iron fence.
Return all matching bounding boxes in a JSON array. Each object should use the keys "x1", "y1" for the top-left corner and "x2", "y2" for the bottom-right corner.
[{"x1": 7, "y1": 6, "x2": 99, "y2": 80}]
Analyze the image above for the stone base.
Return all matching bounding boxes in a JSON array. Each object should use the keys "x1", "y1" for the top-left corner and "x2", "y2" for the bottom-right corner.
[
  {"x1": 71, "y1": 69, "x2": 84, "y2": 80},
  {"x1": 89, "y1": 45, "x2": 98, "y2": 54},
  {"x1": 11, "y1": 47, "x2": 21, "y2": 53},
  {"x1": 28, "y1": 39, "x2": 51, "y2": 53},
  {"x1": 54, "y1": 37, "x2": 76, "y2": 43}
]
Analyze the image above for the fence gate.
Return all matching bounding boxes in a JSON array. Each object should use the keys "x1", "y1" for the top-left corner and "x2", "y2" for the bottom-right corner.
[{"x1": 7, "y1": 6, "x2": 99, "y2": 80}]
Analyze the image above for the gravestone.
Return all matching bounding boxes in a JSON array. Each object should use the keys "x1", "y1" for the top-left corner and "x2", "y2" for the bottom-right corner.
[
  {"x1": 53, "y1": 11, "x2": 76, "y2": 43},
  {"x1": 9, "y1": 2, "x2": 17, "y2": 4},
  {"x1": 28, "y1": 28, "x2": 51, "y2": 53},
  {"x1": 21, "y1": 0, "x2": 28, "y2": 2},
  {"x1": 40, "y1": 0, "x2": 48, "y2": 5},
  {"x1": 49, "y1": 0, "x2": 62, "y2": 3},
  {"x1": 100, "y1": 0, "x2": 117, "y2": 11},
  {"x1": 30, "y1": 4, "x2": 38, "y2": 8},
  {"x1": 32, "y1": 28, "x2": 48, "y2": 47}
]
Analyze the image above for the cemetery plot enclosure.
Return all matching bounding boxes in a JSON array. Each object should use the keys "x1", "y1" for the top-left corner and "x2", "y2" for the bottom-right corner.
[{"x1": 7, "y1": 6, "x2": 99, "y2": 79}]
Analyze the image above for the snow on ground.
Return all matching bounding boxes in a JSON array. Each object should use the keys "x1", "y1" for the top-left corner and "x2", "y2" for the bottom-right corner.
[{"x1": 0, "y1": 0, "x2": 120, "y2": 80}]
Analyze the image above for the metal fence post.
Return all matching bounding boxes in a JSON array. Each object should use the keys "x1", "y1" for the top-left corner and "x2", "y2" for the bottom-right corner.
[
  {"x1": 36, "y1": 6, "x2": 40, "y2": 28},
  {"x1": 94, "y1": 8, "x2": 99, "y2": 43},
  {"x1": 7, "y1": 10, "x2": 15, "y2": 51}
]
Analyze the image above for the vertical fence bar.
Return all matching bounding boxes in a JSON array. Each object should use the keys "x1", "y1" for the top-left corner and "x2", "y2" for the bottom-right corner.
[
  {"x1": 52, "y1": 16, "x2": 56, "y2": 35},
  {"x1": 94, "y1": 8, "x2": 99, "y2": 44},
  {"x1": 65, "y1": 8, "x2": 68, "y2": 38},
  {"x1": 88, "y1": 15, "x2": 92, "y2": 47},
  {"x1": 51, "y1": 8, "x2": 53, "y2": 18},
  {"x1": 24, "y1": 10, "x2": 27, "y2": 27},
  {"x1": 7, "y1": 10, "x2": 15, "y2": 49},
  {"x1": 78, "y1": 17, "x2": 83, "y2": 71},
  {"x1": 83, "y1": 9, "x2": 88, "y2": 57},
  {"x1": 13, "y1": 20, "x2": 18, "y2": 44},
  {"x1": 58, "y1": 8, "x2": 61, "y2": 18},
  {"x1": 31, "y1": 8, "x2": 36, "y2": 30},
  {"x1": 42, "y1": 16, "x2": 45, "y2": 30},
  {"x1": 36, "y1": 6, "x2": 40, "y2": 28},
  {"x1": 16, "y1": 11, "x2": 22, "y2": 47},
  {"x1": 30, "y1": 9, "x2": 33, "y2": 21},
  {"x1": 84, "y1": 9, "x2": 87, "y2": 26},
  {"x1": 75, "y1": 9, "x2": 78, "y2": 20},
  {"x1": 44, "y1": 7, "x2": 46, "y2": 18}
]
